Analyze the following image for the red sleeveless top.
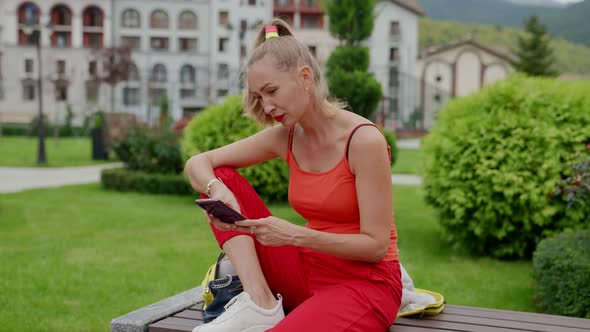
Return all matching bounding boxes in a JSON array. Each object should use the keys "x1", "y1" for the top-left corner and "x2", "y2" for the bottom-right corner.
[{"x1": 287, "y1": 124, "x2": 399, "y2": 262}]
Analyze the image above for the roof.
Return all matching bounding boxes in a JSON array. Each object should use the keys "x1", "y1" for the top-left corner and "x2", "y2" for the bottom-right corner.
[
  {"x1": 419, "y1": 37, "x2": 515, "y2": 64},
  {"x1": 389, "y1": 0, "x2": 425, "y2": 17}
]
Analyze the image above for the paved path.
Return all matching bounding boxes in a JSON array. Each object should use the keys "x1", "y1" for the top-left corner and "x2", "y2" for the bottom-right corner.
[
  {"x1": 0, "y1": 163, "x2": 122, "y2": 193},
  {"x1": 396, "y1": 138, "x2": 421, "y2": 150},
  {"x1": 0, "y1": 163, "x2": 423, "y2": 193}
]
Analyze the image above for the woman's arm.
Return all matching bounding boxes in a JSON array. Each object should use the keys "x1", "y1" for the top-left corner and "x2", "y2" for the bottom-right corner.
[
  {"x1": 184, "y1": 125, "x2": 289, "y2": 200},
  {"x1": 236, "y1": 126, "x2": 393, "y2": 262}
]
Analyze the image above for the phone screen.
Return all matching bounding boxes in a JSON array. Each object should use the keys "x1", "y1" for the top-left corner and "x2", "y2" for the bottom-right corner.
[{"x1": 195, "y1": 199, "x2": 246, "y2": 224}]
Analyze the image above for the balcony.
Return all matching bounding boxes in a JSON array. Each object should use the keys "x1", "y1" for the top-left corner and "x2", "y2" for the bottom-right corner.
[
  {"x1": 299, "y1": 0, "x2": 323, "y2": 14},
  {"x1": 274, "y1": 0, "x2": 295, "y2": 13}
]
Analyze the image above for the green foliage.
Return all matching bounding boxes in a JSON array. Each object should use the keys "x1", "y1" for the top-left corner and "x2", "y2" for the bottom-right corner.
[
  {"x1": 325, "y1": 0, "x2": 376, "y2": 46},
  {"x1": 554, "y1": 150, "x2": 590, "y2": 214},
  {"x1": 532, "y1": 228, "x2": 590, "y2": 318},
  {"x1": 382, "y1": 128, "x2": 398, "y2": 166},
  {"x1": 325, "y1": 46, "x2": 369, "y2": 74},
  {"x1": 181, "y1": 96, "x2": 290, "y2": 202},
  {"x1": 61, "y1": 104, "x2": 76, "y2": 136},
  {"x1": 515, "y1": 16, "x2": 557, "y2": 77},
  {"x1": 422, "y1": 75, "x2": 590, "y2": 259},
  {"x1": 93, "y1": 111, "x2": 104, "y2": 129},
  {"x1": 112, "y1": 125, "x2": 182, "y2": 175},
  {"x1": 28, "y1": 114, "x2": 49, "y2": 136},
  {"x1": 419, "y1": 18, "x2": 590, "y2": 75},
  {"x1": 160, "y1": 95, "x2": 169, "y2": 119},
  {"x1": 327, "y1": 70, "x2": 383, "y2": 119},
  {"x1": 101, "y1": 168, "x2": 194, "y2": 196}
]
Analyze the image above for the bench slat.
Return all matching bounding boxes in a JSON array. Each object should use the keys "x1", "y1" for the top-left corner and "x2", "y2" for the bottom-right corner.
[
  {"x1": 150, "y1": 317, "x2": 200, "y2": 332},
  {"x1": 442, "y1": 305, "x2": 590, "y2": 329},
  {"x1": 395, "y1": 317, "x2": 525, "y2": 332},
  {"x1": 419, "y1": 313, "x2": 588, "y2": 332},
  {"x1": 174, "y1": 310, "x2": 203, "y2": 320}
]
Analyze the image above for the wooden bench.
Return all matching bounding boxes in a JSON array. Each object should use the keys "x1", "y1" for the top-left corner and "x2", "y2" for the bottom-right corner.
[{"x1": 111, "y1": 286, "x2": 590, "y2": 332}]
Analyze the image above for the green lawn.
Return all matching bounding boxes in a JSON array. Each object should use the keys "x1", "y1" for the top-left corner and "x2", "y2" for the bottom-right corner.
[
  {"x1": 392, "y1": 148, "x2": 422, "y2": 175},
  {"x1": 0, "y1": 136, "x2": 111, "y2": 167},
  {"x1": 0, "y1": 184, "x2": 535, "y2": 331}
]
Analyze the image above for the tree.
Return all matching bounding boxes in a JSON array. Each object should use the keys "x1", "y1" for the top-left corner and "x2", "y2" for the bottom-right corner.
[
  {"x1": 515, "y1": 16, "x2": 558, "y2": 77},
  {"x1": 325, "y1": 0, "x2": 382, "y2": 119},
  {"x1": 93, "y1": 46, "x2": 134, "y2": 113},
  {"x1": 325, "y1": 0, "x2": 375, "y2": 46}
]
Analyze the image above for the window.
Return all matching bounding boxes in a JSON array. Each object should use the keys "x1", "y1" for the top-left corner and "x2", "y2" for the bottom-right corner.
[
  {"x1": 128, "y1": 64, "x2": 140, "y2": 81},
  {"x1": 85, "y1": 33, "x2": 103, "y2": 48},
  {"x1": 88, "y1": 61, "x2": 97, "y2": 76},
  {"x1": 123, "y1": 87, "x2": 140, "y2": 105},
  {"x1": 389, "y1": 21, "x2": 400, "y2": 37},
  {"x1": 217, "y1": 89, "x2": 228, "y2": 97},
  {"x1": 55, "y1": 85, "x2": 67, "y2": 101},
  {"x1": 150, "y1": 37, "x2": 169, "y2": 50},
  {"x1": 179, "y1": 10, "x2": 197, "y2": 30},
  {"x1": 218, "y1": 63, "x2": 229, "y2": 79},
  {"x1": 86, "y1": 80, "x2": 99, "y2": 102},
  {"x1": 121, "y1": 36, "x2": 141, "y2": 49},
  {"x1": 150, "y1": 10, "x2": 169, "y2": 29},
  {"x1": 17, "y1": 3, "x2": 40, "y2": 45},
  {"x1": 308, "y1": 45, "x2": 317, "y2": 57},
  {"x1": 389, "y1": 67, "x2": 399, "y2": 87},
  {"x1": 181, "y1": 88, "x2": 195, "y2": 99},
  {"x1": 179, "y1": 38, "x2": 197, "y2": 52},
  {"x1": 180, "y1": 65, "x2": 196, "y2": 84},
  {"x1": 276, "y1": 0, "x2": 290, "y2": 7},
  {"x1": 218, "y1": 38, "x2": 229, "y2": 52},
  {"x1": 248, "y1": 0, "x2": 257, "y2": 5},
  {"x1": 435, "y1": 75, "x2": 442, "y2": 83},
  {"x1": 151, "y1": 64, "x2": 167, "y2": 82},
  {"x1": 22, "y1": 81, "x2": 36, "y2": 100},
  {"x1": 25, "y1": 59, "x2": 34, "y2": 74},
  {"x1": 83, "y1": 6, "x2": 103, "y2": 27},
  {"x1": 302, "y1": 15, "x2": 321, "y2": 28},
  {"x1": 240, "y1": 45, "x2": 247, "y2": 58},
  {"x1": 56, "y1": 60, "x2": 66, "y2": 75},
  {"x1": 303, "y1": 0, "x2": 320, "y2": 8},
  {"x1": 149, "y1": 88, "x2": 166, "y2": 105},
  {"x1": 219, "y1": 11, "x2": 229, "y2": 26},
  {"x1": 121, "y1": 9, "x2": 140, "y2": 28},
  {"x1": 434, "y1": 94, "x2": 442, "y2": 103},
  {"x1": 389, "y1": 47, "x2": 398, "y2": 62},
  {"x1": 51, "y1": 5, "x2": 72, "y2": 25},
  {"x1": 52, "y1": 32, "x2": 69, "y2": 47}
]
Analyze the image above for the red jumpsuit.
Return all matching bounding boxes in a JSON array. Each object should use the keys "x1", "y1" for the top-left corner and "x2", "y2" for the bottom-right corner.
[{"x1": 208, "y1": 124, "x2": 402, "y2": 331}]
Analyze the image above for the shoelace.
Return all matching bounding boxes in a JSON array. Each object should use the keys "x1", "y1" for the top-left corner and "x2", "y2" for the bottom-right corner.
[{"x1": 222, "y1": 294, "x2": 243, "y2": 313}]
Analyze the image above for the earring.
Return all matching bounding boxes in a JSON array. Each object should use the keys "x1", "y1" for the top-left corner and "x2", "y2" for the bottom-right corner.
[{"x1": 305, "y1": 87, "x2": 309, "y2": 95}]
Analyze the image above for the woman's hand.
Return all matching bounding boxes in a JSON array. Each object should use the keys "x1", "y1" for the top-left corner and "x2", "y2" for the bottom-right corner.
[
  {"x1": 204, "y1": 182, "x2": 242, "y2": 232},
  {"x1": 234, "y1": 216, "x2": 300, "y2": 246}
]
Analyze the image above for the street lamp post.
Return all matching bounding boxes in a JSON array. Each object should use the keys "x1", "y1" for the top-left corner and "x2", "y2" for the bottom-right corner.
[{"x1": 22, "y1": 24, "x2": 46, "y2": 165}]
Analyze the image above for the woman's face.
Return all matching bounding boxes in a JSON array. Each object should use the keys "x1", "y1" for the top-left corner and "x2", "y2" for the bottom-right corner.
[{"x1": 247, "y1": 55, "x2": 311, "y2": 127}]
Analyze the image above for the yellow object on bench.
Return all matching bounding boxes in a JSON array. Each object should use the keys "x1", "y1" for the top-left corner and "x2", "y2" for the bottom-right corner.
[{"x1": 397, "y1": 288, "x2": 445, "y2": 318}]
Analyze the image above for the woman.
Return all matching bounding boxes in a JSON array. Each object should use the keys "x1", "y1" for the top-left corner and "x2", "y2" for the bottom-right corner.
[{"x1": 185, "y1": 18, "x2": 402, "y2": 332}]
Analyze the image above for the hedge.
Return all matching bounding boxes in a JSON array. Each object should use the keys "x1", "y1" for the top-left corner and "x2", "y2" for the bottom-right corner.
[
  {"x1": 422, "y1": 75, "x2": 590, "y2": 259},
  {"x1": 101, "y1": 168, "x2": 195, "y2": 196},
  {"x1": 181, "y1": 96, "x2": 290, "y2": 202},
  {"x1": 532, "y1": 228, "x2": 590, "y2": 318}
]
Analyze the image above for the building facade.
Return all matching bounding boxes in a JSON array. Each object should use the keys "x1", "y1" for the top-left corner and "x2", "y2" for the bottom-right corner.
[
  {"x1": 0, "y1": 0, "x2": 420, "y2": 129},
  {"x1": 275, "y1": 0, "x2": 424, "y2": 130},
  {"x1": 417, "y1": 38, "x2": 514, "y2": 129}
]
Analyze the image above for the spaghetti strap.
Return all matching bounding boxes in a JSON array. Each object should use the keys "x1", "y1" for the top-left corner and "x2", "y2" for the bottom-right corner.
[
  {"x1": 345, "y1": 123, "x2": 380, "y2": 162},
  {"x1": 288, "y1": 127, "x2": 295, "y2": 154}
]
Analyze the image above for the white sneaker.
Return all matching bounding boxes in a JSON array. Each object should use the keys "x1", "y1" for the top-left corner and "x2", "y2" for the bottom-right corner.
[{"x1": 193, "y1": 292, "x2": 284, "y2": 332}]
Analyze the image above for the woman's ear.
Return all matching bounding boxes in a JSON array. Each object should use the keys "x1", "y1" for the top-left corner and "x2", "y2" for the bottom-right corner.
[{"x1": 298, "y1": 65, "x2": 313, "y2": 87}]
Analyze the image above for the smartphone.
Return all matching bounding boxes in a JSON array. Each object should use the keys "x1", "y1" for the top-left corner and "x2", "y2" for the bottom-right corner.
[{"x1": 195, "y1": 198, "x2": 246, "y2": 224}]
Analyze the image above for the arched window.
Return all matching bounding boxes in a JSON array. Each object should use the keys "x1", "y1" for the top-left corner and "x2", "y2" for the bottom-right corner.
[
  {"x1": 17, "y1": 2, "x2": 40, "y2": 45},
  {"x1": 150, "y1": 10, "x2": 169, "y2": 29},
  {"x1": 50, "y1": 5, "x2": 72, "y2": 47},
  {"x1": 121, "y1": 9, "x2": 140, "y2": 28},
  {"x1": 178, "y1": 10, "x2": 197, "y2": 30},
  {"x1": 82, "y1": 6, "x2": 104, "y2": 48},
  {"x1": 83, "y1": 6, "x2": 104, "y2": 27},
  {"x1": 180, "y1": 65, "x2": 195, "y2": 84},
  {"x1": 151, "y1": 64, "x2": 167, "y2": 82},
  {"x1": 128, "y1": 64, "x2": 140, "y2": 81},
  {"x1": 50, "y1": 4, "x2": 72, "y2": 25}
]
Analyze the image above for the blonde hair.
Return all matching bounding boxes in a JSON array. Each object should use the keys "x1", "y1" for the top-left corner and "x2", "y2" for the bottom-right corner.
[{"x1": 242, "y1": 18, "x2": 343, "y2": 126}]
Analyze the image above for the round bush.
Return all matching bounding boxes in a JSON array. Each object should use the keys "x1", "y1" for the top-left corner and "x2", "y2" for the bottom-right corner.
[
  {"x1": 181, "y1": 96, "x2": 290, "y2": 202},
  {"x1": 326, "y1": 46, "x2": 370, "y2": 74},
  {"x1": 532, "y1": 228, "x2": 590, "y2": 318},
  {"x1": 422, "y1": 75, "x2": 590, "y2": 259},
  {"x1": 382, "y1": 128, "x2": 399, "y2": 166}
]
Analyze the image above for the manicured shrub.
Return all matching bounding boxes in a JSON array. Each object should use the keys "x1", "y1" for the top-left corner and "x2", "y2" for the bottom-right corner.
[
  {"x1": 112, "y1": 125, "x2": 182, "y2": 174},
  {"x1": 422, "y1": 75, "x2": 590, "y2": 259},
  {"x1": 325, "y1": 46, "x2": 370, "y2": 74},
  {"x1": 382, "y1": 128, "x2": 399, "y2": 166},
  {"x1": 101, "y1": 168, "x2": 194, "y2": 196},
  {"x1": 181, "y1": 96, "x2": 290, "y2": 202},
  {"x1": 532, "y1": 228, "x2": 590, "y2": 318},
  {"x1": 327, "y1": 70, "x2": 383, "y2": 119}
]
